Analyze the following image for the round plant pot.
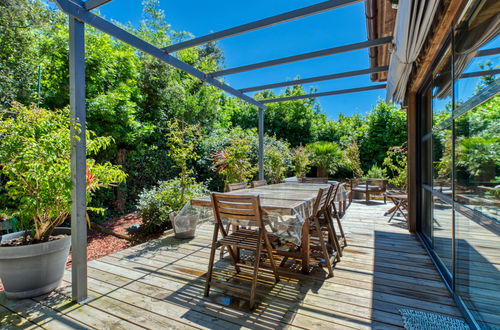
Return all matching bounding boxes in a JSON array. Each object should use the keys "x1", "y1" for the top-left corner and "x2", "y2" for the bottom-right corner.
[{"x1": 0, "y1": 227, "x2": 71, "y2": 299}]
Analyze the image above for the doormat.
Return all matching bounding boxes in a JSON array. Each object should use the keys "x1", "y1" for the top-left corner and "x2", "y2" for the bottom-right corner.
[{"x1": 399, "y1": 309, "x2": 469, "y2": 330}]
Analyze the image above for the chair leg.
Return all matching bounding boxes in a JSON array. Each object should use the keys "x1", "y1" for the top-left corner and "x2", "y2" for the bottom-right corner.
[
  {"x1": 314, "y1": 216, "x2": 334, "y2": 277},
  {"x1": 384, "y1": 194, "x2": 387, "y2": 204},
  {"x1": 388, "y1": 201, "x2": 399, "y2": 222},
  {"x1": 263, "y1": 231, "x2": 280, "y2": 283},
  {"x1": 205, "y1": 223, "x2": 220, "y2": 297},
  {"x1": 332, "y1": 203, "x2": 347, "y2": 247},
  {"x1": 326, "y1": 214, "x2": 342, "y2": 261},
  {"x1": 335, "y1": 216, "x2": 347, "y2": 248},
  {"x1": 249, "y1": 230, "x2": 263, "y2": 310},
  {"x1": 366, "y1": 193, "x2": 370, "y2": 203},
  {"x1": 219, "y1": 222, "x2": 231, "y2": 260}
]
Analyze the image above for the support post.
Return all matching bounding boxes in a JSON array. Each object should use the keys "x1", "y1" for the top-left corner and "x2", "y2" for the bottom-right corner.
[
  {"x1": 407, "y1": 91, "x2": 417, "y2": 233},
  {"x1": 69, "y1": 17, "x2": 88, "y2": 303},
  {"x1": 258, "y1": 107, "x2": 265, "y2": 180}
]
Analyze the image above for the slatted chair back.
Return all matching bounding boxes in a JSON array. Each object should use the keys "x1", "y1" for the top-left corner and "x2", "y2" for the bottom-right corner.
[
  {"x1": 211, "y1": 193, "x2": 263, "y2": 228},
  {"x1": 311, "y1": 187, "x2": 330, "y2": 217},
  {"x1": 252, "y1": 180, "x2": 267, "y2": 188},
  {"x1": 366, "y1": 179, "x2": 387, "y2": 191},
  {"x1": 326, "y1": 183, "x2": 340, "y2": 210},
  {"x1": 227, "y1": 182, "x2": 248, "y2": 192},
  {"x1": 302, "y1": 177, "x2": 328, "y2": 184}
]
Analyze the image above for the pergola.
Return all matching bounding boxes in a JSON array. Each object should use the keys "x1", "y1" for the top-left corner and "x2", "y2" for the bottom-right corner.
[{"x1": 54, "y1": 0, "x2": 392, "y2": 302}]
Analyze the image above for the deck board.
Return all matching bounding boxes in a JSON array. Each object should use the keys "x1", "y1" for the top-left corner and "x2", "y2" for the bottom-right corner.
[{"x1": 0, "y1": 201, "x2": 465, "y2": 329}]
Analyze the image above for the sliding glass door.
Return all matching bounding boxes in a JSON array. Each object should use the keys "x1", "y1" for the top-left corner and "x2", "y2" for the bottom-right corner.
[{"x1": 418, "y1": 0, "x2": 499, "y2": 328}]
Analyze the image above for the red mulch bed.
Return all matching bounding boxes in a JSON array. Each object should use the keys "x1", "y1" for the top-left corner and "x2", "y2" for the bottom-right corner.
[{"x1": 66, "y1": 212, "x2": 144, "y2": 268}]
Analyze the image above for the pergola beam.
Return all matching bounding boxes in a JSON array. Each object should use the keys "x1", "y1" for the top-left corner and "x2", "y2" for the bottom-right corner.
[
  {"x1": 239, "y1": 66, "x2": 389, "y2": 93},
  {"x1": 162, "y1": 0, "x2": 362, "y2": 53},
  {"x1": 476, "y1": 47, "x2": 500, "y2": 57},
  {"x1": 460, "y1": 68, "x2": 500, "y2": 79},
  {"x1": 210, "y1": 37, "x2": 393, "y2": 77},
  {"x1": 55, "y1": 0, "x2": 266, "y2": 109},
  {"x1": 84, "y1": 0, "x2": 113, "y2": 10},
  {"x1": 260, "y1": 84, "x2": 386, "y2": 103}
]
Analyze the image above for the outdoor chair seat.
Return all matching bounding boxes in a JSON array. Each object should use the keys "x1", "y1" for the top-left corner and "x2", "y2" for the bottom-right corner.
[{"x1": 218, "y1": 229, "x2": 279, "y2": 249}]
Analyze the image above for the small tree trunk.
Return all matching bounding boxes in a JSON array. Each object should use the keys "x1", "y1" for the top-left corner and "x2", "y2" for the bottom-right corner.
[{"x1": 114, "y1": 148, "x2": 127, "y2": 211}]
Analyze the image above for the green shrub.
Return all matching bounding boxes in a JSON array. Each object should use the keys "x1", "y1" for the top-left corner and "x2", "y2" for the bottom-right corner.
[
  {"x1": 383, "y1": 143, "x2": 408, "y2": 189},
  {"x1": 137, "y1": 178, "x2": 207, "y2": 233},
  {"x1": 291, "y1": 146, "x2": 312, "y2": 178},
  {"x1": 365, "y1": 164, "x2": 387, "y2": 179},
  {"x1": 0, "y1": 103, "x2": 126, "y2": 242},
  {"x1": 264, "y1": 144, "x2": 290, "y2": 184},
  {"x1": 211, "y1": 137, "x2": 256, "y2": 188}
]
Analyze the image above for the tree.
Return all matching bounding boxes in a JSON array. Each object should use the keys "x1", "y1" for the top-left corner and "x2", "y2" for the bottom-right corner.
[
  {"x1": 360, "y1": 101, "x2": 407, "y2": 171},
  {"x1": 166, "y1": 119, "x2": 201, "y2": 205},
  {"x1": 0, "y1": 0, "x2": 53, "y2": 108}
]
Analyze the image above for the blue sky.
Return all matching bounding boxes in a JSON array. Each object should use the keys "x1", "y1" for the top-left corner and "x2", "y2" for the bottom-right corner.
[{"x1": 96, "y1": 0, "x2": 386, "y2": 119}]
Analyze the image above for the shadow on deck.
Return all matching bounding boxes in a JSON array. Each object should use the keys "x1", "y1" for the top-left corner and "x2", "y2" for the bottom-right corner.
[{"x1": 0, "y1": 200, "x2": 464, "y2": 329}]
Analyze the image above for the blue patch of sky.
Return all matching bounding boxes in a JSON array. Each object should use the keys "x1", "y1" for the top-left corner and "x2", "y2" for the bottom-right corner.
[{"x1": 96, "y1": 0, "x2": 386, "y2": 120}]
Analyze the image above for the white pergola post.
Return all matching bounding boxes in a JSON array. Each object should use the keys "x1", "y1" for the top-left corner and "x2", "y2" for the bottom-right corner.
[{"x1": 69, "y1": 16, "x2": 88, "y2": 303}]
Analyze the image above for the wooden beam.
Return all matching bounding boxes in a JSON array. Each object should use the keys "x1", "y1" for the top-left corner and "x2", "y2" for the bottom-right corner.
[{"x1": 409, "y1": 0, "x2": 468, "y2": 94}]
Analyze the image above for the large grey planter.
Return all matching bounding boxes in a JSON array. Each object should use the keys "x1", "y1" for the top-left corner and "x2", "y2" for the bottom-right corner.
[{"x1": 0, "y1": 227, "x2": 71, "y2": 299}]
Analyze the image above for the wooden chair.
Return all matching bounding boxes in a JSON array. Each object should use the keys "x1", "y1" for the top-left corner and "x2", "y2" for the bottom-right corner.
[
  {"x1": 308, "y1": 186, "x2": 337, "y2": 277},
  {"x1": 227, "y1": 182, "x2": 248, "y2": 192},
  {"x1": 205, "y1": 193, "x2": 280, "y2": 309},
  {"x1": 252, "y1": 180, "x2": 267, "y2": 188},
  {"x1": 350, "y1": 178, "x2": 388, "y2": 203},
  {"x1": 326, "y1": 183, "x2": 347, "y2": 251},
  {"x1": 301, "y1": 177, "x2": 329, "y2": 184},
  {"x1": 222, "y1": 182, "x2": 248, "y2": 258}
]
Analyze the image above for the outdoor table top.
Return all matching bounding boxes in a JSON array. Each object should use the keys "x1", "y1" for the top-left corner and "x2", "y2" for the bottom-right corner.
[
  {"x1": 385, "y1": 193, "x2": 408, "y2": 200},
  {"x1": 190, "y1": 182, "x2": 341, "y2": 217}
]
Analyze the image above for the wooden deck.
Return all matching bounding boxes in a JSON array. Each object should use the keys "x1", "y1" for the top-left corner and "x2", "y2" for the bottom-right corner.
[{"x1": 0, "y1": 201, "x2": 464, "y2": 329}]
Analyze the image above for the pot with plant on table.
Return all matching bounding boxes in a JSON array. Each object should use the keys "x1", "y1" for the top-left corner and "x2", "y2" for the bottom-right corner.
[{"x1": 0, "y1": 104, "x2": 126, "y2": 299}]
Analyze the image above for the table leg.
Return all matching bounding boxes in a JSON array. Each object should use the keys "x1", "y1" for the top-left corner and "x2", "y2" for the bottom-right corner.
[{"x1": 301, "y1": 218, "x2": 310, "y2": 274}]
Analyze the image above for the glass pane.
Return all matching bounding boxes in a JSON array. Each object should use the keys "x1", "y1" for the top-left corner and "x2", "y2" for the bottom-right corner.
[
  {"x1": 432, "y1": 46, "x2": 453, "y2": 129},
  {"x1": 432, "y1": 195, "x2": 454, "y2": 272},
  {"x1": 453, "y1": 5, "x2": 500, "y2": 327},
  {"x1": 421, "y1": 188, "x2": 433, "y2": 240},
  {"x1": 432, "y1": 127, "x2": 453, "y2": 192},
  {"x1": 455, "y1": 210, "x2": 500, "y2": 328}
]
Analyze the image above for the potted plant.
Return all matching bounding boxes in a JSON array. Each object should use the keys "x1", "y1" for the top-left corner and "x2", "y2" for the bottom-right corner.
[
  {"x1": 306, "y1": 141, "x2": 346, "y2": 178},
  {"x1": 0, "y1": 104, "x2": 125, "y2": 299}
]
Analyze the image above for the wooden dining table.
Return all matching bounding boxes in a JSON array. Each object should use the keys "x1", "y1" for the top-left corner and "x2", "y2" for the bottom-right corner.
[{"x1": 190, "y1": 182, "x2": 344, "y2": 274}]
